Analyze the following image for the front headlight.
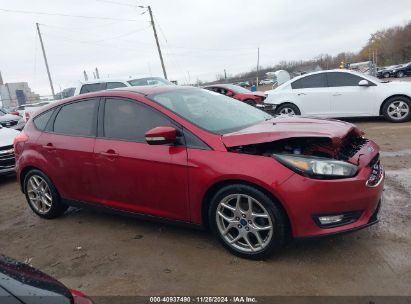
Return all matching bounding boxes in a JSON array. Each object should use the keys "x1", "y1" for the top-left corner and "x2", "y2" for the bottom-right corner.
[{"x1": 273, "y1": 154, "x2": 358, "y2": 179}]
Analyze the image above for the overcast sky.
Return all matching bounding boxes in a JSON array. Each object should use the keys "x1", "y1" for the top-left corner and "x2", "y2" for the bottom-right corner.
[{"x1": 1, "y1": 0, "x2": 411, "y2": 96}]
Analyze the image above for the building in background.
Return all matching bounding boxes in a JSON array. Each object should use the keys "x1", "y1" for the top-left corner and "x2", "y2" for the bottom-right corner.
[{"x1": 0, "y1": 71, "x2": 40, "y2": 108}]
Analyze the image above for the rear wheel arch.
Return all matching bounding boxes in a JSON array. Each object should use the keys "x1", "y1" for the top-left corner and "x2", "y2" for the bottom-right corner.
[
  {"x1": 275, "y1": 102, "x2": 301, "y2": 115},
  {"x1": 379, "y1": 94, "x2": 411, "y2": 115},
  {"x1": 201, "y1": 179, "x2": 292, "y2": 236}
]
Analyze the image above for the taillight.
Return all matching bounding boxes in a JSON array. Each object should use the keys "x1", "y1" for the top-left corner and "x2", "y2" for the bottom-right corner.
[
  {"x1": 70, "y1": 289, "x2": 94, "y2": 304},
  {"x1": 24, "y1": 112, "x2": 30, "y2": 121},
  {"x1": 13, "y1": 132, "x2": 29, "y2": 156},
  {"x1": 10, "y1": 111, "x2": 20, "y2": 116}
]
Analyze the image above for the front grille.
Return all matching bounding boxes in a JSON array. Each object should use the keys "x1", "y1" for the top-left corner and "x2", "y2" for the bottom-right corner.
[
  {"x1": 0, "y1": 145, "x2": 15, "y2": 169},
  {"x1": 0, "y1": 120, "x2": 18, "y2": 127},
  {"x1": 338, "y1": 136, "x2": 369, "y2": 160}
]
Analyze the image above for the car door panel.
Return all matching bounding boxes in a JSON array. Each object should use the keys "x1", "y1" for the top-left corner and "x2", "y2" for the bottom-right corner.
[
  {"x1": 94, "y1": 139, "x2": 189, "y2": 220},
  {"x1": 327, "y1": 72, "x2": 377, "y2": 117},
  {"x1": 289, "y1": 73, "x2": 331, "y2": 116},
  {"x1": 93, "y1": 97, "x2": 190, "y2": 221}
]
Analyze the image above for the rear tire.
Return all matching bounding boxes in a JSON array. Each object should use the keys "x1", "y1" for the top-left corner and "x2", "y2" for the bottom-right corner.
[
  {"x1": 208, "y1": 184, "x2": 287, "y2": 260},
  {"x1": 396, "y1": 71, "x2": 405, "y2": 78},
  {"x1": 382, "y1": 96, "x2": 411, "y2": 123},
  {"x1": 23, "y1": 169, "x2": 68, "y2": 219},
  {"x1": 275, "y1": 103, "x2": 301, "y2": 116}
]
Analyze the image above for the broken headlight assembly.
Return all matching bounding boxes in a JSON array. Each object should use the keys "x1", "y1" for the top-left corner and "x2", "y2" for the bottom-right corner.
[{"x1": 273, "y1": 154, "x2": 358, "y2": 179}]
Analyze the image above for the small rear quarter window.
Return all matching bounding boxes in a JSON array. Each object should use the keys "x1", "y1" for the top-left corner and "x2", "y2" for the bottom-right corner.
[{"x1": 33, "y1": 110, "x2": 54, "y2": 131}]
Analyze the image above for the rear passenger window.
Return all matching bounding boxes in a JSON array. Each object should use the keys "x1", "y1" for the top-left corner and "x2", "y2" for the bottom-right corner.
[
  {"x1": 53, "y1": 100, "x2": 98, "y2": 136},
  {"x1": 33, "y1": 110, "x2": 54, "y2": 131},
  {"x1": 103, "y1": 98, "x2": 173, "y2": 142},
  {"x1": 291, "y1": 74, "x2": 327, "y2": 89},
  {"x1": 327, "y1": 72, "x2": 367, "y2": 87},
  {"x1": 80, "y1": 83, "x2": 103, "y2": 94},
  {"x1": 106, "y1": 82, "x2": 127, "y2": 89}
]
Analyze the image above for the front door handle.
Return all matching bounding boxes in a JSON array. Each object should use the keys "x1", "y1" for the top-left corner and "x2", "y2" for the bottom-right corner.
[
  {"x1": 332, "y1": 93, "x2": 342, "y2": 96},
  {"x1": 297, "y1": 93, "x2": 306, "y2": 96},
  {"x1": 43, "y1": 143, "x2": 56, "y2": 151},
  {"x1": 99, "y1": 149, "x2": 119, "y2": 159}
]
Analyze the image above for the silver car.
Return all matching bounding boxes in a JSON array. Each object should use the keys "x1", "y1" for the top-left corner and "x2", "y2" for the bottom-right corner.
[{"x1": 0, "y1": 125, "x2": 19, "y2": 175}]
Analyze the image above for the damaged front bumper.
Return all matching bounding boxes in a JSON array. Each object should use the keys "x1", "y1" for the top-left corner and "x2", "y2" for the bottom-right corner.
[{"x1": 274, "y1": 139, "x2": 384, "y2": 238}]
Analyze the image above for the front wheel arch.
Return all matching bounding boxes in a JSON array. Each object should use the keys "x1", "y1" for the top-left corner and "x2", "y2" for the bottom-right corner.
[
  {"x1": 201, "y1": 180, "x2": 292, "y2": 236},
  {"x1": 379, "y1": 94, "x2": 411, "y2": 115}
]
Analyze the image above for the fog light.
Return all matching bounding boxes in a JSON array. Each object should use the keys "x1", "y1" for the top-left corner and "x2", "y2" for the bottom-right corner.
[
  {"x1": 318, "y1": 215, "x2": 344, "y2": 225},
  {"x1": 314, "y1": 211, "x2": 362, "y2": 228}
]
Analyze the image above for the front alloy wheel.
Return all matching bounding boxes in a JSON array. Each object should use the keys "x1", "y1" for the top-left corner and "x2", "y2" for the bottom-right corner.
[
  {"x1": 383, "y1": 97, "x2": 411, "y2": 122},
  {"x1": 209, "y1": 185, "x2": 286, "y2": 259},
  {"x1": 216, "y1": 194, "x2": 273, "y2": 253}
]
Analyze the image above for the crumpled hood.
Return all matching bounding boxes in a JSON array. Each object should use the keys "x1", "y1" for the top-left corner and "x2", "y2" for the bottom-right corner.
[
  {"x1": 222, "y1": 117, "x2": 361, "y2": 148},
  {"x1": 0, "y1": 127, "x2": 20, "y2": 146}
]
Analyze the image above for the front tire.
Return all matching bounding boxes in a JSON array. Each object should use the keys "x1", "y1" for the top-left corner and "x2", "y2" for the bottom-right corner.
[
  {"x1": 23, "y1": 169, "x2": 68, "y2": 219},
  {"x1": 275, "y1": 103, "x2": 301, "y2": 116},
  {"x1": 383, "y1": 72, "x2": 390, "y2": 78},
  {"x1": 208, "y1": 184, "x2": 287, "y2": 260},
  {"x1": 382, "y1": 96, "x2": 411, "y2": 122}
]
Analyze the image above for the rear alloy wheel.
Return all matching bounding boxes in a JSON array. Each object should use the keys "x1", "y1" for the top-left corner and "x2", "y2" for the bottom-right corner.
[
  {"x1": 382, "y1": 97, "x2": 411, "y2": 122},
  {"x1": 209, "y1": 184, "x2": 286, "y2": 259},
  {"x1": 396, "y1": 71, "x2": 405, "y2": 78},
  {"x1": 275, "y1": 103, "x2": 301, "y2": 116},
  {"x1": 24, "y1": 170, "x2": 68, "y2": 219}
]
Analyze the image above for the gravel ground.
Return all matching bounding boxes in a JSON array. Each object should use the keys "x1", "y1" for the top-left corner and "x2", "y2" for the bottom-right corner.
[{"x1": 0, "y1": 118, "x2": 410, "y2": 297}]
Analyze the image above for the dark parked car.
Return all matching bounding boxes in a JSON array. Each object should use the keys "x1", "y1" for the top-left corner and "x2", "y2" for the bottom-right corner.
[
  {"x1": 376, "y1": 65, "x2": 401, "y2": 78},
  {"x1": 0, "y1": 255, "x2": 93, "y2": 304},
  {"x1": 392, "y1": 61, "x2": 411, "y2": 78},
  {"x1": 15, "y1": 86, "x2": 383, "y2": 259}
]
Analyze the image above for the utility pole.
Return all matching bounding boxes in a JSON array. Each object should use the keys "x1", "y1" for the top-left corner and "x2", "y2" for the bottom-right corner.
[
  {"x1": 147, "y1": 6, "x2": 167, "y2": 79},
  {"x1": 224, "y1": 69, "x2": 227, "y2": 82},
  {"x1": 256, "y1": 47, "x2": 260, "y2": 89},
  {"x1": 36, "y1": 23, "x2": 55, "y2": 98}
]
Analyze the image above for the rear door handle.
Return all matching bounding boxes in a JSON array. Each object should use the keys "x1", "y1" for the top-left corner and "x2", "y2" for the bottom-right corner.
[
  {"x1": 297, "y1": 93, "x2": 306, "y2": 96},
  {"x1": 332, "y1": 93, "x2": 342, "y2": 96},
  {"x1": 43, "y1": 143, "x2": 56, "y2": 151}
]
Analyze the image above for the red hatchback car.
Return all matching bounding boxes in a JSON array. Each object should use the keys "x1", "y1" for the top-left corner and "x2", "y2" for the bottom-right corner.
[
  {"x1": 203, "y1": 84, "x2": 273, "y2": 112},
  {"x1": 14, "y1": 86, "x2": 384, "y2": 259}
]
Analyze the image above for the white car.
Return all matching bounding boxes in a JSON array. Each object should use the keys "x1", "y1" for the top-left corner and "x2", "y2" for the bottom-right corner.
[
  {"x1": 259, "y1": 79, "x2": 274, "y2": 85},
  {"x1": 73, "y1": 77, "x2": 174, "y2": 96},
  {"x1": 264, "y1": 70, "x2": 411, "y2": 122},
  {"x1": 0, "y1": 125, "x2": 19, "y2": 175}
]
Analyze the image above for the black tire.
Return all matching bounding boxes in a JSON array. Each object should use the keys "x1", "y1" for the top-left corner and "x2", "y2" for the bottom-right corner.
[
  {"x1": 208, "y1": 184, "x2": 287, "y2": 260},
  {"x1": 383, "y1": 72, "x2": 390, "y2": 78},
  {"x1": 382, "y1": 96, "x2": 411, "y2": 123},
  {"x1": 396, "y1": 71, "x2": 405, "y2": 78},
  {"x1": 275, "y1": 103, "x2": 301, "y2": 116},
  {"x1": 244, "y1": 99, "x2": 256, "y2": 107},
  {"x1": 23, "y1": 169, "x2": 68, "y2": 219}
]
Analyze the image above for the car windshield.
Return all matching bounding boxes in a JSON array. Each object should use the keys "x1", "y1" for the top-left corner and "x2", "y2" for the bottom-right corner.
[
  {"x1": 128, "y1": 77, "x2": 174, "y2": 87},
  {"x1": 149, "y1": 88, "x2": 271, "y2": 134},
  {"x1": 223, "y1": 84, "x2": 251, "y2": 93}
]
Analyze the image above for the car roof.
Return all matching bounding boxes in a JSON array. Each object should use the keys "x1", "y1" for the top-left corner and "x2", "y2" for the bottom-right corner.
[{"x1": 35, "y1": 85, "x2": 198, "y2": 116}]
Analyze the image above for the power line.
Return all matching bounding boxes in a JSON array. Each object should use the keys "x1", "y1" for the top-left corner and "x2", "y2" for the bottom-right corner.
[{"x1": 0, "y1": 8, "x2": 138, "y2": 21}]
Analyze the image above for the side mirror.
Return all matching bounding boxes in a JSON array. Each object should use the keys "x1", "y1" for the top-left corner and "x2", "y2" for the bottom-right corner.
[
  {"x1": 358, "y1": 80, "x2": 370, "y2": 86},
  {"x1": 145, "y1": 126, "x2": 177, "y2": 145}
]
